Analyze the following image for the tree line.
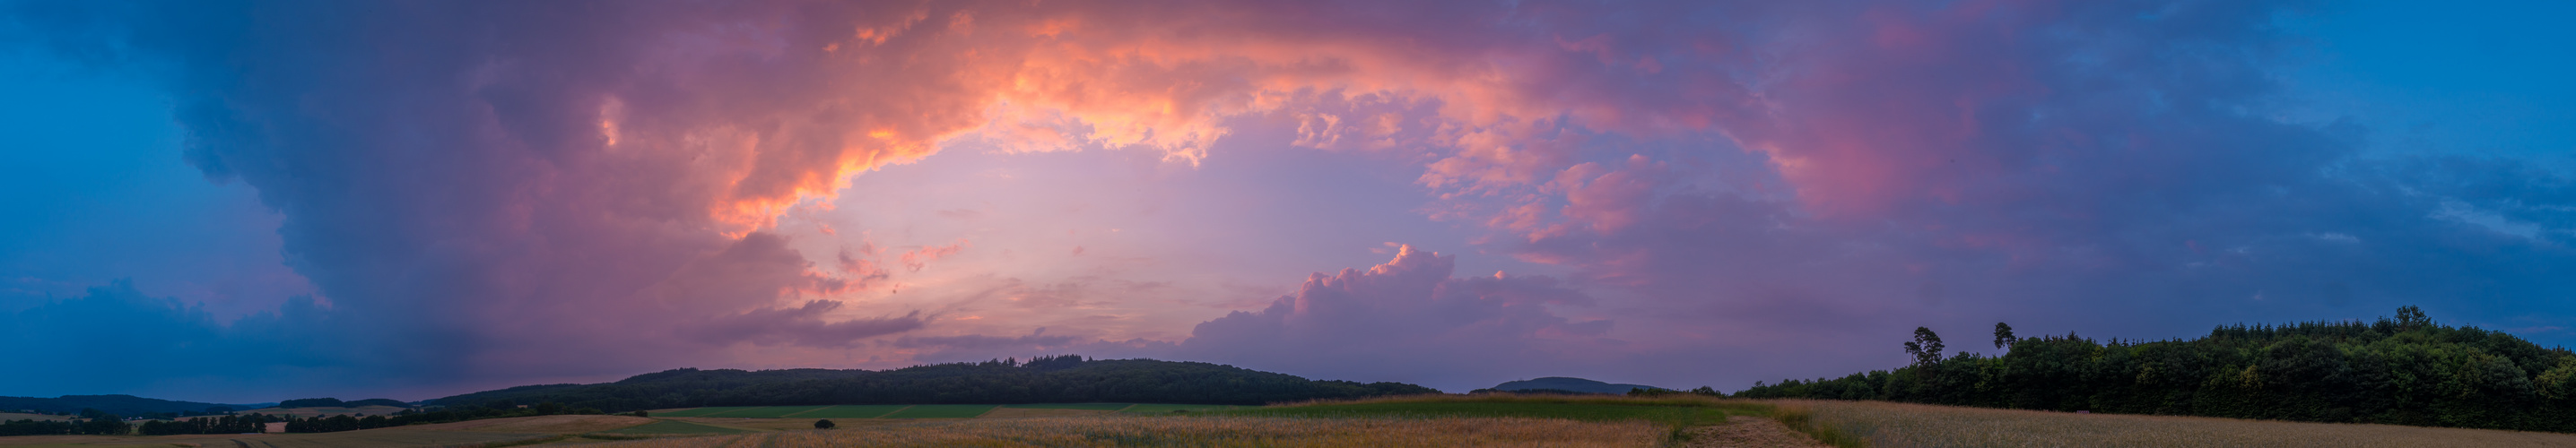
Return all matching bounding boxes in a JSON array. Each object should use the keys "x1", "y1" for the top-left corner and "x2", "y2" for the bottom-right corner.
[
  {"x1": 135, "y1": 413, "x2": 283, "y2": 435},
  {"x1": 1735, "y1": 306, "x2": 2576, "y2": 432},
  {"x1": 434, "y1": 356, "x2": 1436, "y2": 412},
  {"x1": 0, "y1": 409, "x2": 136, "y2": 436},
  {"x1": 276, "y1": 398, "x2": 408, "y2": 409},
  {"x1": 129, "y1": 402, "x2": 608, "y2": 435}
]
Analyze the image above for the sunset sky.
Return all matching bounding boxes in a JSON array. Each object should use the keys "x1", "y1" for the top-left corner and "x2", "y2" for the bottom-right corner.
[{"x1": 4, "y1": 0, "x2": 2573, "y2": 404}]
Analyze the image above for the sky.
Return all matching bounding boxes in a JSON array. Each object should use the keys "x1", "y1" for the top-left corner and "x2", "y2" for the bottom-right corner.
[{"x1": 1, "y1": 0, "x2": 2571, "y2": 404}]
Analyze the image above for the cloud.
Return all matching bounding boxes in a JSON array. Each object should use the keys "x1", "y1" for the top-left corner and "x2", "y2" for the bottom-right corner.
[
  {"x1": 1171, "y1": 246, "x2": 1615, "y2": 389},
  {"x1": 888, "y1": 245, "x2": 1616, "y2": 390},
  {"x1": 900, "y1": 240, "x2": 970, "y2": 272},
  {"x1": 5, "y1": 0, "x2": 2572, "y2": 400},
  {"x1": 685, "y1": 301, "x2": 925, "y2": 349}
]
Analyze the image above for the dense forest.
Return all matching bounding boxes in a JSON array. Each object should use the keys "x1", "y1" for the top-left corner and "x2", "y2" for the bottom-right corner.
[
  {"x1": 1736, "y1": 306, "x2": 2576, "y2": 432},
  {"x1": 432, "y1": 356, "x2": 1435, "y2": 411},
  {"x1": 0, "y1": 394, "x2": 258, "y2": 417}
]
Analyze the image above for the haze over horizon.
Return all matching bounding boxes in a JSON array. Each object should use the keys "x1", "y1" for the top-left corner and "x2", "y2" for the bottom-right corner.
[{"x1": 4, "y1": 0, "x2": 2573, "y2": 404}]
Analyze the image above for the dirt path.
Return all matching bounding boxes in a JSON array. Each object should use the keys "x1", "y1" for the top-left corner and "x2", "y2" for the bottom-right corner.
[{"x1": 1683, "y1": 416, "x2": 1830, "y2": 448}]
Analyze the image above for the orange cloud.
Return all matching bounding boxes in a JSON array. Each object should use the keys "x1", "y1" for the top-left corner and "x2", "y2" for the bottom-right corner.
[{"x1": 900, "y1": 239, "x2": 970, "y2": 272}]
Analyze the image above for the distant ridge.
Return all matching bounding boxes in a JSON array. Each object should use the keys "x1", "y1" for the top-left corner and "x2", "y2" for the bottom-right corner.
[
  {"x1": 431, "y1": 356, "x2": 1436, "y2": 411},
  {"x1": 0, "y1": 394, "x2": 268, "y2": 416},
  {"x1": 277, "y1": 398, "x2": 412, "y2": 409},
  {"x1": 1484, "y1": 377, "x2": 1668, "y2": 394}
]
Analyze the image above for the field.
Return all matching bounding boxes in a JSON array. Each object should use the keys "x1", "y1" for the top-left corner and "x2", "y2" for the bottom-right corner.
[
  {"x1": 602, "y1": 419, "x2": 756, "y2": 435},
  {"x1": 771, "y1": 404, "x2": 909, "y2": 418},
  {"x1": 565, "y1": 395, "x2": 1792, "y2": 447},
  {"x1": 0, "y1": 414, "x2": 74, "y2": 422},
  {"x1": 691, "y1": 405, "x2": 827, "y2": 418},
  {"x1": 1116, "y1": 404, "x2": 1248, "y2": 414},
  {"x1": 1002, "y1": 403, "x2": 1134, "y2": 410},
  {"x1": 579, "y1": 416, "x2": 1668, "y2": 448},
  {"x1": 0, "y1": 415, "x2": 648, "y2": 447},
  {"x1": 0, "y1": 396, "x2": 1821, "y2": 447},
  {"x1": 648, "y1": 407, "x2": 753, "y2": 418},
  {"x1": 1782, "y1": 399, "x2": 2576, "y2": 447},
  {"x1": 22, "y1": 395, "x2": 2576, "y2": 447},
  {"x1": 880, "y1": 404, "x2": 997, "y2": 418}
]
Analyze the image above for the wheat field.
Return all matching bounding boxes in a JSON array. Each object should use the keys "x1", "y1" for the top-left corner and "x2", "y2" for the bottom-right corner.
[
  {"x1": 1778, "y1": 400, "x2": 2576, "y2": 448},
  {"x1": 579, "y1": 415, "x2": 1665, "y2": 448}
]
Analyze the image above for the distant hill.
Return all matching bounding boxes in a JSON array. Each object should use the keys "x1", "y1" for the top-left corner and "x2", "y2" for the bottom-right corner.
[
  {"x1": 0, "y1": 394, "x2": 265, "y2": 416},
  {"x1": 278, "y1": 398, "x2": 411, "y2": 409},
  {"x1": 431, "y1": 356, "x2": 1436, "y2": 411},
  {"x1": 1484, "y1": 377, "x2": 1669, "y2": 394},
  {"x1": 220, "y1": 405, "x2": 413, "y2": 418}
]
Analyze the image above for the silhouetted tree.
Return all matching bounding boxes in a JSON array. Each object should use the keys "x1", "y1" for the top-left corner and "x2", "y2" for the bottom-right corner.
[
  {"x1": 2397, "y1": 306, "x2": 2427, "y2": 331},
  {"x1": 1993, "y1": 323, "x2": 2017, "y2": 349},
  {"x1": 814, "y1": 419, "x2": 835, "y2": 429},
  {"x1": 1903, "y1": 327, "x2": 1945, "y2": 367}
]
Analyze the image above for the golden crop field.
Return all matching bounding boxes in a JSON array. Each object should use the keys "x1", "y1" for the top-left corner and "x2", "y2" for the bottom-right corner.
[
  {"x1": 579, "y1": 415, "x2": 1666, "y2": 448},
  {"x1": 1777, "y1": 399, "x2": 2576, "y2": 448}
]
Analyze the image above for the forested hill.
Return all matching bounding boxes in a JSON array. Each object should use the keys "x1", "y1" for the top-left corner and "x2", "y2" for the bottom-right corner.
[
  {"x1": 431, "y1": 356, "x2": 1435, "y2": 411},
  {"x1": 0, "y1": 395, "x2": 264, "y2": 416},
  {"x1": 1736, "y1": 306, "x2": 2576, "y2": 432}
]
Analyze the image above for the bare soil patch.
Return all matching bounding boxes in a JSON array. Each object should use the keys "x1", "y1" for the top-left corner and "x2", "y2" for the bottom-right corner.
[{"x1": 1683, "y1": 416, "x2": 1828, "y2": 448}]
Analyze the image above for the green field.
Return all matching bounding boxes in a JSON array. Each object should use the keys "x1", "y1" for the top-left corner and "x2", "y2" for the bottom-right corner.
[
  {"x1": 881, "y1": 404, "x2": 997, "y2": 418},
  {"x1": 700, "y1": 405, "x2": 829, "y2": 418},
  {"x1": 784, "y1": 404, "x2": 912, "y2": 418},
  {"x1": 1118, "y1": 403, "x2": 1249, "y2": 414},
  {"x1": 1002, "y1": 403, "x2": 1135, "y2": 411},
  {"x1": 653, "y1": 406, "x2": 757, "y2": 418},
  {"x1": 600, "y1": 419, "x2": 754, "y2": 435}
]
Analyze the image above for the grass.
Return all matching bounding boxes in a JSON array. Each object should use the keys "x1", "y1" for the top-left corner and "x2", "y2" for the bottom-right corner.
[
  {"x1": 597, "y1": 419, "x2": 755, "y2": 435},
  {"x1": 881, "y1": 404, "x2": 996, "y2": 418},
  {"x1": 698, "y1": 405, "x2": 828, "y2": 418},
  {"x1": 1771, "y1": 402, "x2": 1867, "y2": 448},
  {"x1": 572, "y1": 416, "x2": 1663, "y2": 448},
  {"x1": 1776, "y1": 399, "x2": 2576, "y2": 447},
  {"x1": 1001, "y1": 403, "x2": 1135, "y2": 411},
  {"x1": 782, "y1": 405, "x2": 910, "y2": 418},
  {"x1": 649, "y1": 407, "x2": 756, "y2": 418}
]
